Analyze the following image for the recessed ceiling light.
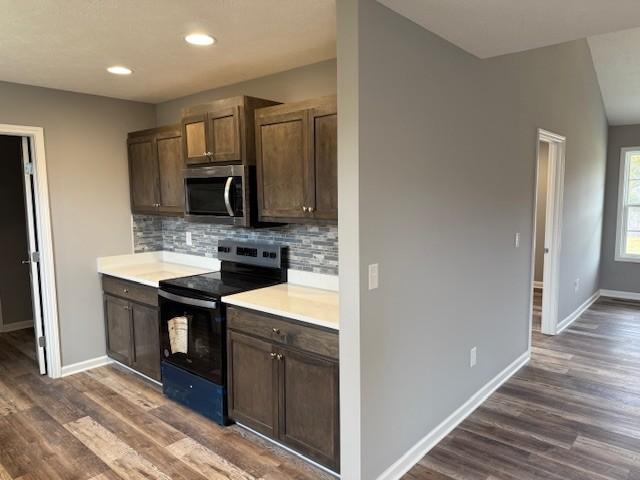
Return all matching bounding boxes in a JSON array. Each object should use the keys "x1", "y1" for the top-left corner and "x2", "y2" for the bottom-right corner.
[
  {"x1": 107, "y1": 65, "x2": 133, "y2": 75},
  {"x1": 185, "y1": 33, "x2": 216, "y2": 46}
]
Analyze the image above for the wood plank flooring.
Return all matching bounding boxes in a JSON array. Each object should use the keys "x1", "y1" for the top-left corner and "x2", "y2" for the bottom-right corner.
[
  {"x1": 0, "y1": 329, "x2": 333, "y2": 480},
  {"x1": 405, "y1": 296, "x2": 640, "y2": 480}
]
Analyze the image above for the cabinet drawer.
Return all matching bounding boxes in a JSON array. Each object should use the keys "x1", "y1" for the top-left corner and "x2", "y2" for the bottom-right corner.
[
  {"x1": 227, "y1": 307, "x2": 338, "y2": 360},
  {"x1": 102, "y1": 275, "x2": 158, "y2": 307}
]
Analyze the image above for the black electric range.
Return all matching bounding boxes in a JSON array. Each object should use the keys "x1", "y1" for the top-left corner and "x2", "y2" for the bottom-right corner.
[{"x1": 158, "y1": 240, "x2": 286, "y2": 425}]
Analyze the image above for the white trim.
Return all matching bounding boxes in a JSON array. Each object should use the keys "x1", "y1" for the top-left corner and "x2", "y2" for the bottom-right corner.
[
  {"x1": 533, "y1": 281, "x2": 543, "y2": 290},
  {"x1": 376, "y1": 351, "x2": 530, "y2": 480},
  {"x1": 0, "y1": 320, "x2": 34, "y2": 333},
  {"x1": 531, "y1": 129, "x2": 566, "y2": 337},
  {"x1": 60, "y1": 355, "x2": 113, "y2": 377},
  {"x1": 600, "y1": 289, "x2": 640, "y2": 301},
  {"x1": 287, "y1": 270, "x2": 339, "y2": 291},
  {"x1": 237, "y1": 422, "x2": 339, "y2": 477},
  {"x1": 614, "y1": 147, "x2": 640, "y2": 263},
  {"x1": 0, "y1": 124, "x2": 61, "y2": 379},
  {"x1": 555, "y1": 290, "x2": 600, "y2": 334}
]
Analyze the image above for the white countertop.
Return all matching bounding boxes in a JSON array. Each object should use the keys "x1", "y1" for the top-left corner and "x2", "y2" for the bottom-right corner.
[
  {"x1": 222, "y1": 283, "x2": 339, "y2": 330},
  {"x1": 97, "y1": 251, "x2": 219, "y2": 287}
]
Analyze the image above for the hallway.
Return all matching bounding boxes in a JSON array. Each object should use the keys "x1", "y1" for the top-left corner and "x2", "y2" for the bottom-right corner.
[{"x1": 405, "y1": 297, "x2": 640, "y2": 479}]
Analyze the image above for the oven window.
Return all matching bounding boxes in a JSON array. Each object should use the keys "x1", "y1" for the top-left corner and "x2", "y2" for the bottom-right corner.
[
  {"x1": 160, "y1": 296, "x2": 225, "y2": 384},
  {"x1": 186, "y1": 177, "x2": 243, "y2": 216}
]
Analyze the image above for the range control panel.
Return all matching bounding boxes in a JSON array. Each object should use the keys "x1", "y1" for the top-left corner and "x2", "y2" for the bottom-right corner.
[{"x1": 217, "y1": 240, "x2": 285, "y2": 269}]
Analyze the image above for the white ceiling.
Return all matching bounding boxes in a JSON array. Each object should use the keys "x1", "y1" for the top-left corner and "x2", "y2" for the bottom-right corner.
[
  {"x1": 0, "y1": 0, "x2": 336, "y2": 103},
  {"x1": 588, "y1": 28, "x2": 640, "y2": 126},
  {"x1": 377, "y1": 0, "x2": 640, "y2": 59}
]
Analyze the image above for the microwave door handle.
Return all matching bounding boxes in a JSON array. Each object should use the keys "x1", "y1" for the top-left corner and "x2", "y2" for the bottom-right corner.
[{"x1": 223, "y1": 176, "x2": 234, "y2": 216}]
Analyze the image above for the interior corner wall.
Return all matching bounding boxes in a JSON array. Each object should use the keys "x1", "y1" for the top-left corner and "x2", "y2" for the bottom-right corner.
[
  {"x1": 600, "y1": 124, "x2": 640, "y2": 292},
  {"x1": 154, "y1": 59, "x2": 337, "y2": 125},
  {"x1": 0, "y1": 81, "x2": 155, "y2": 367},
  {"x1": 342, "y1": 1, "x2": 608, "y2": 478}
]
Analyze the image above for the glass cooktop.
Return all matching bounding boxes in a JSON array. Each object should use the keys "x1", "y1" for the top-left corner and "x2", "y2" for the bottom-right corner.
[{"x1": 159, "y1": 270, "x2": 282, "y2": 299}]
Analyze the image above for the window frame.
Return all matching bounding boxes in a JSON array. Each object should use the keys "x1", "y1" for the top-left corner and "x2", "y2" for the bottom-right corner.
[{"x1": 615, "y1": 147, "x2": 640, "y2": 262}]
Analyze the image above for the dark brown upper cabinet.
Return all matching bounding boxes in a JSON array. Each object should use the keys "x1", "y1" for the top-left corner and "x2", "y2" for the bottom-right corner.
[
  {"x1": 255, "y1": 96, "x2": 337, "y2": 224},
  {"x1": 181, "y1": 96, "x2": 279, "y2": 167},
  {"x1": 128, "y1": 125, "x2": 184, "y2": 216}
]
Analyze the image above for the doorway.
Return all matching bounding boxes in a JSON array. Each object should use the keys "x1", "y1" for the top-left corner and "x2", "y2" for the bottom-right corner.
[
  {"x1": 0, "y1": 125, "x2": 60, "y2": 377},
  {"x1": 530, "y1": 129, "x2": 566, "y2": 337}
]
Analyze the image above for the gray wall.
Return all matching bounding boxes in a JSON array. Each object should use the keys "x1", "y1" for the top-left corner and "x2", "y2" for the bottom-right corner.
[
  {"x1": 155, "y1": 59, "x2": 337, "y2": 125},
  {"x1": 534, "y1": 142, "x2": 549, "y2": 283},
  {"x1": 338, "y1": 1, "x2": 607, "y2": 477},
  {"x1": 0, "y1": 135, "x2": 33, "y2": 328},
  {"x1": 600, "y1": 124, "x2": 640, "y2": 292},
  {"x1": 0, "y1": 81, "x2": 155, "y2": 366}
]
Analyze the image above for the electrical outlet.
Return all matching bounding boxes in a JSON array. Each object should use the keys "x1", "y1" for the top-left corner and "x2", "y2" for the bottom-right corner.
[
  {"x1": 368, "y1": 263, "x2": 379, "y2": 290},
  {"x1": 574, "y1": 278, "x2": 580, "y2": 292},
  {"x1": 186, "y1": 232, "x2": 193, "y2": 246},
  {"x1": 470, "y1": 347, "x2": 477, "y2": 368},
  {"x1": 514, "y1": 233, "x2": 520, "y2": 248}
]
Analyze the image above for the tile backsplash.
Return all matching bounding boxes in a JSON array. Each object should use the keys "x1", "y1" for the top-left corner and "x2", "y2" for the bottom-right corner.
[{"x1": 132, "y1": 215, "x2": 339, "y2": 275}]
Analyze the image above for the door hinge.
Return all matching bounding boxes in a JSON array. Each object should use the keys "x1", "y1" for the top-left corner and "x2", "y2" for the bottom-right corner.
[
  {"x1": 24, "y1": 163, "x2": 35, "y2": 175},
  {"x1": 31, "y1": 251, "x2": 40, "y2": 263},
  {"x1": 38, "y1": 336, "x2": 45, "y2": 348}
]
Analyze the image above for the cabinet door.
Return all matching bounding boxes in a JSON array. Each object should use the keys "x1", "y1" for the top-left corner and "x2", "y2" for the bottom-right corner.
[
  {"x1": 227, "y1": 331, "x2": 278, "y2": 438},
  {"x1": 104, "y1": 295, "x2": 132, "y2": 365},
  {"x1": 310, "y1": 105, "x2": 338, "y2": 221},
  {"x1": 256, "y1": 110, "x2": 311, "y2": 220},
  {"x1": 182, "y1": 114, "x2": 209, "y2": 165},
  {"x1": 128, "y1": 135, "x2": 159, "y2": 214},
  {"x1": 208, "y1": 106, "x2": 242, "y2": 162},
  {"x1": 156, "y1": 129, "x2": 184, "y2": 215},
  {"x1": 131, "y1": 302, "x2": 161, "y2": 381},
  {"x1": 278, "y1": 347, "x2": 340, "y2": 471}
]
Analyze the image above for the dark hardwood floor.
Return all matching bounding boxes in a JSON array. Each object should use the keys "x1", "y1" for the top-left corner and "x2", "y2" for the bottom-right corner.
[
  {"x1": 405, "y1": 296, "x2": 640, "y2": 480},
  {"x1": 3, "y1": 296, "x2": 640, "y2": 480},
  {"x1": 0, "y1": 328, "x2": 334, "y2": 480},
  {"x1": 532, "y1": 287, "x2": 542, "y2": 332}
]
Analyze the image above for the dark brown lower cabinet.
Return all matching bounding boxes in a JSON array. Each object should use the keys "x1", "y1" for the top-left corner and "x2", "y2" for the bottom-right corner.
[
  {"x1": 228, "y1": 331, "x2": 278, "y2": 438},
  {"x1": 103, "y1": 276, "x2": 161, "y2": 382},
  {"x1": 227, "y1": 307, "x2": 340, "y2": 472}
]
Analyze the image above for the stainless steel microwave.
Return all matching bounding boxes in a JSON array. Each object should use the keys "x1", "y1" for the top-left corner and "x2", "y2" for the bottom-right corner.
[{"x1": 184, "y1": 165, "x2": 255, "y2": 226}]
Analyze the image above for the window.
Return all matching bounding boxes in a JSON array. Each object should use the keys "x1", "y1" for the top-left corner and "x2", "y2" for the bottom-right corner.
[{"x1": 616, "y1": 147, "x2": 640, "y2": 261}]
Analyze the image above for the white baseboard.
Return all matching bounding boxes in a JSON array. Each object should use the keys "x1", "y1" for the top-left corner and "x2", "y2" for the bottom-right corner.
[
  {"x1": 533, "y1": 281, "x2": 543, "y2": 290},
  {"x1": 0, "y1": 320, "x2": 34, "y2": 333},
  {"x1": 599, "y1": 289, "x2": 640, "y2": 302},
  {"x1": 61, "y1": 355, "x2": 112, "y2": 377},
  {"x1": 376, "y1": 350, "x2": 530, "y2": 480},
  {"x1": 556, "y1": 290, "x2": 600, "y2": 334}
]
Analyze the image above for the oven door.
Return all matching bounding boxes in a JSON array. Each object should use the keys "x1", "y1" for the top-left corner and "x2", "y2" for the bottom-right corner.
[
  {"x1": 184, "y1": 165, "x2": 245, "y2": 220},
  {"x1": 159, "y1": 289, "x2": 225, "y2": 385}
]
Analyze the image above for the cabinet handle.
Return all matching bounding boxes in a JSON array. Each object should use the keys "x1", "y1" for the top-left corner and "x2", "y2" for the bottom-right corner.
[
  {"x1": 272, "y1": 327, "x2": 280, "y2": 335},
  {"x1": 308, "y1": 207, "x2": 315, "y2": 213},
  {"x1": 205, "y1": 151, "x2": 213, "y2": 157},
  {"x1": 276, "y1": 353, "x2": 283, "y2": 361},
  {"x1": 302, "y1": 206, "x2": 307, "y2": 212},
  {"x1": 270, "y1": 352, "x2": 277, "y2": 360}
]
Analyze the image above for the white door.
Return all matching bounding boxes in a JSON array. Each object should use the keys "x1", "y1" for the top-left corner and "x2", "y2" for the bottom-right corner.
[{"x1": 21, "y1": 137, "x2": 46, "y2": 374}]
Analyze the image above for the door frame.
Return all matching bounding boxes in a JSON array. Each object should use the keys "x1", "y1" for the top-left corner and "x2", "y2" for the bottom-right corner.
[
  {"x1": 529, "y1": 128, "x2": 566, "y2": 338},
  {"x1": 0, "y1": 124, "x2": 61, "y2": 378}
]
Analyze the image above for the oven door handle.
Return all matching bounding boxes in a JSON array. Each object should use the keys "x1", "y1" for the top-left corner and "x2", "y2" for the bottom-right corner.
[
  {"x1": 223, "y1": 176, "x2": 235, "y2": 217},
  {"x1": 159, "y1": 290, "x2": 217, "y2": 309}
]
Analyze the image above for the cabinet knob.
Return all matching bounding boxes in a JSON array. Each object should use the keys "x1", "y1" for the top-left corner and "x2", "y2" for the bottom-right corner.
[
  {"x1": 272, "y1": 327, "x2": 280, "y2": 334},
  {"x1": 123, "y1": 288, "x2": 129, "y2": 294},
  {"x1": 276, "y1": 353, "x2": 283, "y2": 361},
  {"x1": 205, "y1": 151, "x2": 213, "y2": 157},
  {"x1": 308, "y1": 207, "x2": 315, "y2": 213},
  {"x1": 302, "y1": 206, "x2": 307, "y2": 212},
  {"x1": 270, "y1": 352, "x2": 277, "y2": 360}
]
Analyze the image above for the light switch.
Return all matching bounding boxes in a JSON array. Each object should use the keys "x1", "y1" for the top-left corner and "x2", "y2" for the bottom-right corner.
[
  {"x1": 514, "y1": 232, "x2": 520, "y2": 248},
  {"x1": 368, "y1": 263, "x2": 379, "y2": 290}
]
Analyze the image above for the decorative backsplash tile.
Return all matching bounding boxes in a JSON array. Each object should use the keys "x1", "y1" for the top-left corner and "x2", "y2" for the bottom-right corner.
[{"x1": 132, "y1": 215, "x2": 339, "y2": 275}]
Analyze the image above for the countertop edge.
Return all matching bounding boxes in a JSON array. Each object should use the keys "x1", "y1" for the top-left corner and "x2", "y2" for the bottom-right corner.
[
  {"x1": 222, "y1": 297, "x2": 340, "y2": 331},
  {"x1": 98, "y1": 269, "x2": 161, "y2": 288}
]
